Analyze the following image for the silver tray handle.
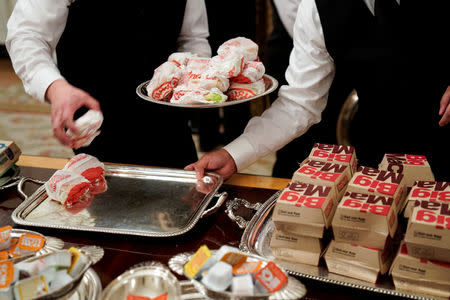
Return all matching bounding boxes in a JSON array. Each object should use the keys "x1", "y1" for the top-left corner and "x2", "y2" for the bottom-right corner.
[
  {"x1": 17, "y1": 177, "x2": 46, "y2": 200},
  {"x1": 201, "y1": 191, "x2": 228, "y2": 217},
  {"x1": 225, "y1": 198, "x2": 262, "y2": 229}
]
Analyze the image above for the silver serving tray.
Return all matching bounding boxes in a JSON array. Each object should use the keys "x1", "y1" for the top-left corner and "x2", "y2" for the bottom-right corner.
[
  {"x1": 11, "y1": 165, "x2": 227, "y2": 237},
  {"x1": 136, "y1": 74, "x2": 278, "y2": 108},
  {"x1": 226, "y1": 191, "x2": 439, "y2": 300}
]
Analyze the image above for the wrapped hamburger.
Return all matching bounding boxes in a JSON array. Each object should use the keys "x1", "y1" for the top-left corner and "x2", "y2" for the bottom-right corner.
[
  {"x1": 227, "y1": 78, "x2": 265, "y2": 100},
  {"x1": 45, "y1": 170, "x2": 91, "y2": 208},
  {"x1": 66, "y1": 109, "x2": 103, "y2": 149}
]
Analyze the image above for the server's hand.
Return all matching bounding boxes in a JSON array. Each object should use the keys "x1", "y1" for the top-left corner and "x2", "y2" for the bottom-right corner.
[
  {"x1": 185, "y1": 149, "x2": 237, "y2": 180},
  {"x1": 45, "y1": 79, "x2": 100, "y2": 146},
  {"x1": 439, "y1": 85, "x2": 450, "y2": 126}
]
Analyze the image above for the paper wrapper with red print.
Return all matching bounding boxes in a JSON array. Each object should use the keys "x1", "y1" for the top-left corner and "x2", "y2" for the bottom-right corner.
[
  {"x1": 217, "y1": 37, "x2": 259, "y2": 62},
  {"x1": 180, "y1": 58, "x2": 230, "y2": 92},
  {"x1": 170, "y1": 87, "x2": 227, "y2": 105},
  {"x1": 227, "y1": 78, "x2": 265, "y2": 100},
  {"x1": 231, "y1": 61, "x2": 265, "y2": 83},
  {"x1": 210, "y1": 52, "x2": 245, "y2": 78},
  {"x1": 45, "y1": 170, "x2": 91, "y2": 208},
  {"x1": 63, "y1": 153, "x2": 107, "y2": 194},
  {"x1": 168, "y1": 52, "x2": 198, "y2": 68},
  {"x1": 146, "y1": 61, "x2": 181, "y2": 101},
  {"x1": 66, "y1": 110, "x2": 103, "y2": 149}
]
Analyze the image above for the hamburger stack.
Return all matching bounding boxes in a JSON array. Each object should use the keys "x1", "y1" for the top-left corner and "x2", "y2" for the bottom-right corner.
[{"x1": 270, "y1": 143, "x2": 356, "y2": 266}]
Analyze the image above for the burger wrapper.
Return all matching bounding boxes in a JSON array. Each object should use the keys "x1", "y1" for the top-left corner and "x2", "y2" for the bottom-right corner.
[
  {"x1": 226, "y1": 79, "x2": 265, "y2": 100},
  {"x1": 45, "y1": 170, "x2": 91, "y2": 207},
  {"x1": 217, "y1": 37, "x2": 259, "y2": 62},
  {"x1": 63, "y1": 153, "x2": 105, "y2": 184},
  {"x1": 231, "y1": 61, "x2": 265, "y2": 83},
  {"x1": 66, "y1": 110, "x2": 103, "y2": 149},
  {"x1": 146, "y1": 61, "x2": 181, "y2": 101}
]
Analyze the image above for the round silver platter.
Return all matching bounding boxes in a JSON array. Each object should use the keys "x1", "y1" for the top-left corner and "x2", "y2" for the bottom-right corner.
[
  {"x1": 67, "y1": 268, "x2": 102, "y2": 300},
  {"x1": 101, "y1": 261, "x2": 182, "y2": 300},
  {"x1": 136, "y1": 74, "x2": 278, "y2": 108},
  {"x1": 168, "y1": 250, "x2": 307, "y2": 300}
]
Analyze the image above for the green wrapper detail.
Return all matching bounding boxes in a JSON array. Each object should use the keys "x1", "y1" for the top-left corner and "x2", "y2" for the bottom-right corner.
[{"x1": 204, "y1": 93, "x2": 224, "y2": 103}]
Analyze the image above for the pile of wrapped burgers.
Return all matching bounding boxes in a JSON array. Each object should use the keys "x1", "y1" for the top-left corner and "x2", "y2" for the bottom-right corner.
[{"x1": 146, "y1": 37, "x2": 266, "y2": 105}]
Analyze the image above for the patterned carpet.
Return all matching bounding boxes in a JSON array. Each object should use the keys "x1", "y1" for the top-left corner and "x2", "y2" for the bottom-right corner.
[
  {"x1": 0, "y1": 58, "x2": 275, "y2": 175},
  {"x1": 0, "y1": 76, "x2": 74, "y2": 158}
]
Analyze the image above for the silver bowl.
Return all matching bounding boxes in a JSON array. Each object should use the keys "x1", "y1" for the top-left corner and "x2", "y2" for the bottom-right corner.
[{"x1": 101, "y1": 261, "x2": 182, "y2": 300}]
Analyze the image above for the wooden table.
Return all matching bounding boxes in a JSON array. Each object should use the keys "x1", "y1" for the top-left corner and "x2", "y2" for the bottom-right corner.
[{"x1": 0, "y1": 155, "x2": 408, "y2": 299}]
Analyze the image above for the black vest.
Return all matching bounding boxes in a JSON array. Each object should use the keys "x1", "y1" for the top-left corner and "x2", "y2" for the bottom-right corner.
[
  {"x1": 315, "y1": 0, "x2": 449, "y2": 177},
  {"x1": 56, "y1": 0, "x2": 198, "y2": 168}
]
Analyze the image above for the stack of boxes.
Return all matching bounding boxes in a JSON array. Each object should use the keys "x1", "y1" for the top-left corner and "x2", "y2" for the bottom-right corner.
[
  {"x1": 324, "y1": 165, "x2": 405, "y2": 283},
  {"x1": 377, "y1": 155, "x2": 450, "y2": 298},
  {"x1": 270, "y1": 143, "x2": 356, "y2": 266},
  {"x1": 268, "y1": 143, "x2": 450, "y2": 295}
]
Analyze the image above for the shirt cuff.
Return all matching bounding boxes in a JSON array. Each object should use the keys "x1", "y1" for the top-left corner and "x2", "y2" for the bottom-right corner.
[
  {"x1": 223, "y1": 136, "x2": 258, "y2": 172},
  {"x1": 28, "y1": 67, "x2": 64, "y2": 102}
]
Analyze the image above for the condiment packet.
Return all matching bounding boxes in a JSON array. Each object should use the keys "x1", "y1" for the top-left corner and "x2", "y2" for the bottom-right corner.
[
  {"x1": 0, "y1": 226, "x2": 12, "y2": 251},
  {"x1": 254, "y1": 261, "x2": 287, "y2": 293},
  {"x1": 184, "y1": 245, "x2": 211, "y2": 279}
]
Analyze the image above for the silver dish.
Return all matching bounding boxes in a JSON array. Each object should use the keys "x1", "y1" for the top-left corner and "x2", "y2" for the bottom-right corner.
[
  {"x1": 7, "y1": 228, "x2": 64, "y2": 263},
  {"x1": 101, "y1": 261, "x2": 182, "y2": 300},
  {"x1": 12, "y1": 165, "x2": 227, "y2": 238},
  {"x1": 136, "y1": 74, "x2": 278, "y2": 108},
  {"x1": 15, "y1": 246, "x2": 103, "y2": 300},
  {"x1": 226, "y1": 192, "x2": 439, "y2": 300},
  {"x1": 169, "y1": 250, "x2": 307, "y2": 300},
  {"x1": 67, "y1": 268, "x2": 102, "y2": 300}
]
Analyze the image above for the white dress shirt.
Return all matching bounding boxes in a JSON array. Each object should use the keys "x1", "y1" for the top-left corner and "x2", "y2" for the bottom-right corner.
[
  {"x1": 224, "y1": 0, "x2": 399, "y2": 172},
  {"x1": 6, "y1": 0, "x2": 211, "y2": 102}
]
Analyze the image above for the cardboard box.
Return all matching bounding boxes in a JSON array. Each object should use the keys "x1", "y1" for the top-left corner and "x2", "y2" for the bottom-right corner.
[
  {"x1": 292, "y1": 159, "x2": 352, "y2": 202},
  {"x1": 332, "y1": 191, "x2": 398, "y2": 249},
  {"x1": 404, "y1": 200, "x2": 450, "y2": 263},
  {"x1": 403, "y1": 181, "x2": 450, "y2": 218},
  {"x1": 378, "y1": 153, "x2": 435, "y2": 188},
  {"x1": 270, "y1": 228, "x2": 328, "y2": 266},
  {"x1": 324, "y1": 239, "x2": 395, "y2": 283},
  {"x1": 272, "y1": 184, "x2": 337, "y2": 238},
  {"x1": 346, "y1": 166, "x2": 406, "y2": 214},
  {"x1": 307, "y1": 143, "x2": 358, "y2": 174},
  {"x1": 390, "y1": 242, "x2": 450, "y2": 299},
  {"x1": 0, "y1": 140, "x2": 21, "y2": 177}
]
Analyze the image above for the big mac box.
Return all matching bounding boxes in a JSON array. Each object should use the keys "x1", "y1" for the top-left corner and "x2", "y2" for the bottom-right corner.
[
  {"x1": 292, "y1": 159, "x2": 352, "y2": 202},
  {"x1": 332, "y1": 191, "x2": 398, "y2": 250},
  {"x1": 307, "y1": 143, "x2": 357, "y2": 174},
  {"x1": 378, "y1": 153, "x2": 435, "y2": 188},
  {"x1": 270, "y1": 227, "x2": 329, "y2": 266},
  {"x1": 346, "y1": 166, "x2": 406, "y2": 214},
  {"x1": 390, "y1": 242, "x2": 450, "y2": 299},
  {"x1": 324, "y1": 239, "x2": 395, "y2": 284},
  {"x1": 404, "y1": 200, "x2": 450, "y2": 263},
  {"x1": 0, "y1": 140, "x2": 21, "y2": 177},
  {"x1": 272, "y1": 183, "x2": 337, "y2": 238},
  {"x1": 403, "y1": 181, "x2": 450, "y2": 219}
]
